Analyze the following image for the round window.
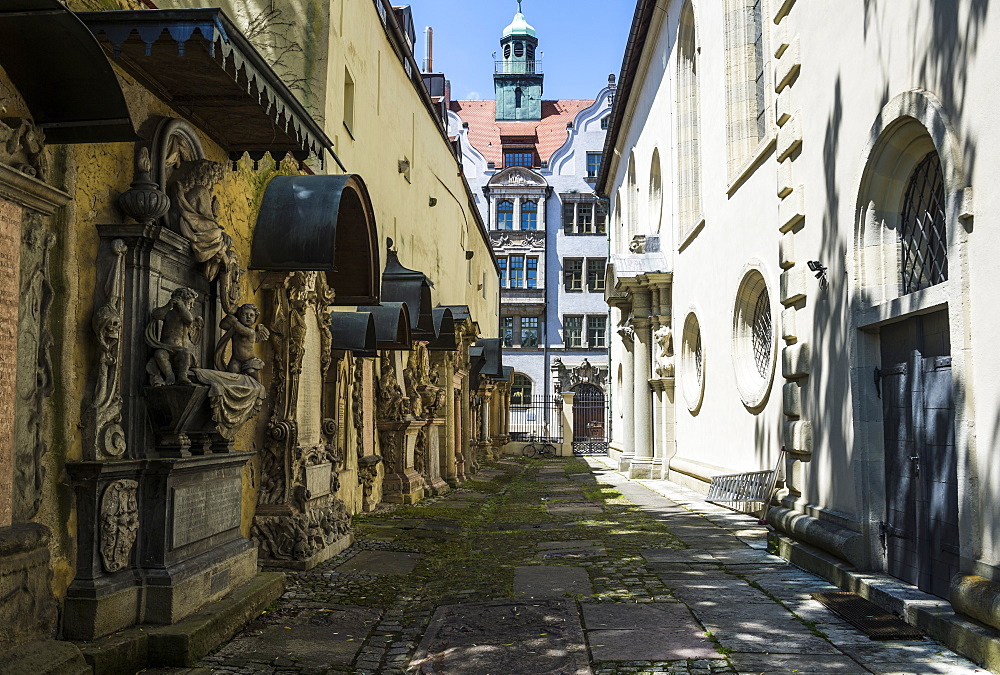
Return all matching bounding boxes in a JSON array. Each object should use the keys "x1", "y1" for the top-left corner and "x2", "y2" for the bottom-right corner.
[
  {"x1": 681, "y1": 311, "x2": 705, "y2": 412},
  {"x1": 732, "y1": 266, "x2": 776, "y2": 410}
]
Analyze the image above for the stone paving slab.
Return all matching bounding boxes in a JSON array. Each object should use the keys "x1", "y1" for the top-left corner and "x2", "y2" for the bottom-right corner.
[
  {"x1": 514, "y1": 565, "x2": 593, "y2": 598},
  {"x1": 411, "y1": 600, "x2": 591, "y2": 675},
  {"x1": 547, "y1": 502, "x2": 604, "y2": 515},
  {"x1": 431, "y1": 500, "x2": 476, "y2": 509},
  {"x1": 643, "y1": 548, "x2": 718, "y2": 564},
  {"x1": 587, "y1": 628, "x2": 720, "y2": 662},
  {"x1": 537, "y1": 546, "x2": 607, "y2": 560},
  {"x1": 538, "y1": 540, "x2": 604, "y2": 550},
  {"x1": 474, "y1": 469, "x2": 507, "y2": 479},
  {"x1": 208, "y1": 605, "x2": 381, "y2": 669},
  {"x1": 333, "y1": 550, "x2": 420, "y2": 575},
  {"x1": 728, "y1": 652, "x2": 867, "y2": 673}
]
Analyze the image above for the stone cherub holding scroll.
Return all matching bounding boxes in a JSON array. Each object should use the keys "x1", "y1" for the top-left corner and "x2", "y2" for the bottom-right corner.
[{"x1": 145, "y1": 287, "x2": 203, "y2": 386}]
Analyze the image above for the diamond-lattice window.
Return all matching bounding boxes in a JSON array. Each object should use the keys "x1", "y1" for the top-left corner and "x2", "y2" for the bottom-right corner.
[{"x1": 900, "y1": 152, "x2": 948, "y2": 294}]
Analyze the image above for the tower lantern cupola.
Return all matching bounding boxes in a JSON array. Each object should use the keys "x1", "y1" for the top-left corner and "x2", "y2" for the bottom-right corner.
[{"x1": 495, "y1": 0, "x2": 543, "y2": 121}]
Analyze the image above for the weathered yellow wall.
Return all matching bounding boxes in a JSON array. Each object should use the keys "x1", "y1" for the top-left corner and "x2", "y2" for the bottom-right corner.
[{"x1": 158, "y1": 0, "x2": 500, "y2": 335}]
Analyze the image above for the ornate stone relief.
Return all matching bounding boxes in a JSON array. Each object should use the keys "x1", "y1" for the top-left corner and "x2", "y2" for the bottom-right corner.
[
  {"x1": 0, "y1": 118, "x2": 47, "y2": 179},
  {"x1": 99, "y1": 480, "x2": 139, "y2": 573},
  {"x1": 84, "y1": 239, "x2": 128, "y2": 460},
  {"x1": 553, "y1": 357, "x2": 608, "y2": 393},
  {"x1": 14, "y1": 219, "x2": 54, "y2": 521},
  {"x1": 351, "y1": 357, "x2": 364, "y2": 459},
  {"x1": 377, "y1": 352, "x2": 407, "y2": 422}
]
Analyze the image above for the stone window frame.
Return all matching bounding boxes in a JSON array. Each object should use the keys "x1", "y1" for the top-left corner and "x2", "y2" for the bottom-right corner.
[
  {"x1": 681, "y1": 307, "x2": 706, "y2": 413},
  {"x1": 731, "y1": 260, "x2": 776, "y2": 411},
  {"x1": 563, "y1": 315, "x2": 584, "y2": 348},
  {"x1": 676, "y1": 0, "x2": 705, "y2": 248},
  {"x1": 723, "y1": 0, "x2": 772, "y2": 182}
]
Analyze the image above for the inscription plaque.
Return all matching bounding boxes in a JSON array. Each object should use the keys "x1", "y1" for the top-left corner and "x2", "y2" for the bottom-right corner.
[
  {"x1": 0, "y1": 198, "x2": 22, "y2": 527},
  {"x1": 296, "y1": 311, "x2": 322, "y2": 446},
  {"x1": 305, "y1": 462, "x2": 332, "y2": 499},
  {"x1": 172, "y1": 477, "x2": 242, "y2": 548}
]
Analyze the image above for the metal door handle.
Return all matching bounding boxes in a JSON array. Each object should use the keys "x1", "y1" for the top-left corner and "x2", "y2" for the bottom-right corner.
[{"x1": 908, "y1": 456, "x2": 919, "y2": 461}]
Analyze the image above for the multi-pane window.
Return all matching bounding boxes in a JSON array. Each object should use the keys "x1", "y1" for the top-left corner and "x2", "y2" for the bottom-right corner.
[
  {"x1": 526, "y1": 256, "x2": 538, "y2": 288},
  {"x1": 521, "y1": 317, "x2": 539, "y2": 347},
  {"x1": 900, "y1": 151, "x2": 948, "y2": 293},
  {"x1": 504, "y1": 151, "x2": 533, "y2": 167},
  {"x1": 723, "y1": 0, "x2": 767, "y2": 176},
  {"x1": 497, "y1": 200, "x2": 514, "y2": 229},
  {"x1": 511, "y1": 374, "x2": 532, "y2": 405},
  {"x1": 521, "y1": 200, "x2": 538, "y2": 230},
  {"x1": 587, "y1": 316, "x2": 607, "y2": 348},
  {"x1": 586, "y1": 152, "x2": 602, "y2": 179},
  {"x1": 498, "y1": 257, "x2": 507, "y2": 288},
  {"x1": 502, "y1": 316, "x2": 514, "y2": 347},
  {"x1": 563, "y1": 258, "x2": 583, "y2": 292},
  {"x1": 509, "y1": 255, "x2": 524, "y2": 288},
  {"x1": 753, "y1": 0, "x2": 766, "y2": 140},
  {"x1": 600, "y1": 115, "x2": 611, "y2": 130},
  {"x1": 587, "y1": 258, "x2": 606, "y2": 292},
  {"x1": 562, "y1": 198, "x2": 607, "y2": 235},
  {"x1": 564, "y1": 316, "x2": 584, "y2": 347}
]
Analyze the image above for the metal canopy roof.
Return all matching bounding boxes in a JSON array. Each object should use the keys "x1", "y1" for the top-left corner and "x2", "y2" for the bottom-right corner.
[
  {"x1": 428, "y1": 307, "x2": 457, "y2": 351},
  {"x1": 329, "y1": 311, "x2": 377, "y2": 355},
  {"x1": 477, "y1": 338, "x2": 504, "y2": 379},
  {"x1": 77, "y1": 9, "x2": 332, "y2": 163},
  {"x1": 250, "y1": 174, "x2": 380, "y2": 306},
  {"x1": 0, "y1": 0, "x2": 135, "y2": 144},
  {"x1": 381, "y1": 241, "x2": 435, "y2": 339},
  {"x1": 357, "y1": 302, "x2": 412, "y2": 350}
]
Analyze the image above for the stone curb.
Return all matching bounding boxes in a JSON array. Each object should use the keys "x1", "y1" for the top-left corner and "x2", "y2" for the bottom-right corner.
[{"x1": 769, "y1": 531, "x2": 1000, "y2": 673}]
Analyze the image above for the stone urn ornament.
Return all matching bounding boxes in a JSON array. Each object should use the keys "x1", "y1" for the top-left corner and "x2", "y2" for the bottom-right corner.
[{"x1": 117, "y1": 147, "x2": 170, "y2": 225}]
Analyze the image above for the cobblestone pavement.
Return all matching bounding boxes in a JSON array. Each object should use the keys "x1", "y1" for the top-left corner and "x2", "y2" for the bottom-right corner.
[{"x1": 152, "y1": 457, "x2": 987, "y2": 675}]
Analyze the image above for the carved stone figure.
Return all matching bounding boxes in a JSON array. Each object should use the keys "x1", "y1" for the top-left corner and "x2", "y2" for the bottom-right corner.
[
  {"x1": 215, "y1": 303, "x2": 269, "y2": 380},
  {"x1": 0, "y1": 117, "x2": 47, "y2": 179},
  {"x1": 100, "y1": 480, "x2": 139, "y2": 573},
  {"x1": 377, "y1": 353, "x2": 406, "y2": 421},
  {"x1": 352, "y1": 358, "x2": 365, "y2": 458},
  {"x1": 617, "y1": 324, "x2": 636, "y2": 343},
  {"x1": 84, "y1": 239, "x2": 128, "y2": 460},
  {"x1": 358, "y1": 455, "x2": 382, "y2": 511},
  {"x1": 145, "y1": 287, "x2": 203, "y2": 386},
  {"x1": 553, "y1": 357, "x2": 609, "y2": 392},
  {"x1": 654, "y1": 325, "x2": 674, "y2": 378},
  {"x1": 168, "y1": 160, "x2": 228, "y2": 278}
]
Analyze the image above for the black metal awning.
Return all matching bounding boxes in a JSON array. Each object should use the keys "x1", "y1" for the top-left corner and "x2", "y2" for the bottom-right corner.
[
  {"x1": 76, "y1": 9, "x2": 332, "y2": 163},
  {"x1": 498, "y1": 366, "x2": 513, "y2": 383},
  {"x1": 357, "y1": 302, "x2": 411, "y2": 350},
  {"x1": 329, "y1": 311, "x2": 377, "y2": 355},
  {"x1": 477, "y1": 338, "x2": 504, "y2": 379},
  {"x1": 250, "y1": 174, "x2": 380, "y2": 306},
  {"x1": 427, "y1": 307, "x2": 456, "y2": 351},
  {"x1": 439, "y1": 304, "x2": 471, "y2": 323},
  {"x1": 0, "y1": 0, "x2": 135, "y2": 144},
  {"x1": 381, "y1": 241, "x2": 435, "y2": 339}
]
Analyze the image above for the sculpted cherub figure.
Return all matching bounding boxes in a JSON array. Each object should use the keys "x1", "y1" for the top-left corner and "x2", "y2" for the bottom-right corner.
[
  {"x1": 145, "y1": 287, "x2": 203, "y2": 386},
  {"x1": 215, "y1": 303, "x2": 270, "y2": 381}
]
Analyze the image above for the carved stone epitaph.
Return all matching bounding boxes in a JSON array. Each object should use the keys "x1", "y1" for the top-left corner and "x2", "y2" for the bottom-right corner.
[
  {"x1": 0, "y1": 198, "x2": 21, "y2": 525},
  {"x1": 100, "y1": 479, "x2": 139, "y2": 573}
]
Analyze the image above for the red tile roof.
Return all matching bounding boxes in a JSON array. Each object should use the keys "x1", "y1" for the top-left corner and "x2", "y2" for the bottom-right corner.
[{"x1": 451, "y1": 99, "x2": 594, "y2": 166}]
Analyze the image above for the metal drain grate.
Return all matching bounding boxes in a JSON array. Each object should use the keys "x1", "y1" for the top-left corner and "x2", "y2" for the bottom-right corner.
[{"x1": 812, "y1": 592, "x2": 925, "y2": 641}]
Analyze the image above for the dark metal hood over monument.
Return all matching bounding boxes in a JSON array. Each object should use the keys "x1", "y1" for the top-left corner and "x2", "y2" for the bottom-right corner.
[
  {"x1": 427, "y1": 307, "x2": 457, "y2": 351},
  {"x1": 77, "y1": 9, "x2": 333, "y2": 164},
  {"x1": 329, "y1": 311, "x2": 378, "y2": 355},
  {"x1": 0, "y1": 0, "x2": 135, "y2": 144},
  {"x1": 380, "y1": 239, "x2": 435, "y2": 339},
  {"x1": 250, "y1": 174, "x2": 380, "y2": 305},
  {"x1": 477, "y1": 338, "x2": 504, "y2": 379},
  {"x1": 357, "y1": 302, "x2": 412, "y2": 350}
]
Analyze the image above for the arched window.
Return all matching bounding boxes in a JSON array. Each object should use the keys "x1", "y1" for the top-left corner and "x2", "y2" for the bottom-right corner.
[
  {"x1": 521, "y1": 200, "x2": 538, "y2": 229},
  {"x1": 649, "y1": 148, "x2": 663, "y2": 233},
  {"x1": 724, "y1": 0, "x2": 767, "y2": 176},
  {"x1": 504, "y1": 43, "x2": 511, "y2": 59},
  {"x1": 514, "y1": 41, "x2": 524, "y2": 58},
  {"x1": 497, "y1": 200, "x2": 514, "y2": 230},
  {"x1": 515, "y1": 87, "x2": 523, "y2": 109},
  {"x1": 512, "y1": 373, "x2": 532, "y2": 405},
  {"x1": 677, "y1": 1, "x2": 703, "y2": 240},
  {"x1": 626, "y1": 152, "x2": 637, "y2": 239},
  {"x1": 900, "y1": 152, "x2": 948, "y2": 293}
]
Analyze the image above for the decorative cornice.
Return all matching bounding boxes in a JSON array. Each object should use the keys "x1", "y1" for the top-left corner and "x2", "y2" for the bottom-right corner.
[{"x1": 0, "y1": 164, "x2": 70, "y2": 215}]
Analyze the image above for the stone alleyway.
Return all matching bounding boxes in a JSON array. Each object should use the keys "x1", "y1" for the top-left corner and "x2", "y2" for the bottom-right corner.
[{"x1": 152, "y1": 458, "x2": 987, "y2": 675}]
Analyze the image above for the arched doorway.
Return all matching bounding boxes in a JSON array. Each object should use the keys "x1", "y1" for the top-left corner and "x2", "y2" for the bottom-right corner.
[{"x1": 572, "y1": 383, "x2": 606, "y2": 445}]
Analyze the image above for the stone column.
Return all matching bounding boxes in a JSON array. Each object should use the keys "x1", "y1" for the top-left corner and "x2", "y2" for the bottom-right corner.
[
  {"x1": 616, "y1": 335, "x2": 635, "y2": 471},
  {"x1": 630, "y1": 286, "x2": 655, "y2": 478}
]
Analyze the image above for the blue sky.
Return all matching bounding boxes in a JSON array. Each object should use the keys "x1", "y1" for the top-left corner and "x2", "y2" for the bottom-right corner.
[{"x1": 405, "y1": 0, "x2": 635, "y2": 101}]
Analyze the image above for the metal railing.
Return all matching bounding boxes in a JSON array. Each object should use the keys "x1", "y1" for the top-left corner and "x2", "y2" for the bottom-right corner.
[
  {"x1": 509, "y1": 395, "x2": 562, "y2": 443},
  {"x1": 494, "y1": 60, "x2": 542, "y2": 75}
]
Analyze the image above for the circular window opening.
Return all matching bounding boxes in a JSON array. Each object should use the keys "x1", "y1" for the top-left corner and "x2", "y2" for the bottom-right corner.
[
  {"x1": 732, "y1": 267, "x2": 775, "y2": 410},
  {"x1": 514, "y1": 41, "x2": 524, "y2": 58},
  {"x1": 681, "y1": 311, "x2": 705, "y2": 412},
  {"x1": 504, "y1": 44, "x2": 511, "y2": 59}
]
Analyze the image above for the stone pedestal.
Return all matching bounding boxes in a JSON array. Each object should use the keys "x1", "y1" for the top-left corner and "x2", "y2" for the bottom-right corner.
[
  {"x1": 422, "y1": 419, "x2": 450, "y2": 495},
  {"x1": 379, "y1": 420, "x2": 426, "y2": 504}
]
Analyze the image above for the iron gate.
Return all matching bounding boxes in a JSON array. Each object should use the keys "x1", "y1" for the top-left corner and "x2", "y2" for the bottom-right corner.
[
  {"x1": 571, "y1": 384, "x2": 608, "y2": 455},
  {"x1": 509, "y1": 395, "x2": 563, "y2": 444}
]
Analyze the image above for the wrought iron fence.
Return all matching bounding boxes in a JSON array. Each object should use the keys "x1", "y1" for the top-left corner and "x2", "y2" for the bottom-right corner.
[
  {"x1": 571, "y1": 386, "x2": 608, "y2": 455},
  {"x1": 509, "y1": 395, "x2": 563, "y2": 444}
]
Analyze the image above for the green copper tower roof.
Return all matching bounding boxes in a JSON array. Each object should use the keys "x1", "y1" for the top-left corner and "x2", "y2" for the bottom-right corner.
[{"x1": 503, "y1": 4, "x2": 536, "y2": 38}]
